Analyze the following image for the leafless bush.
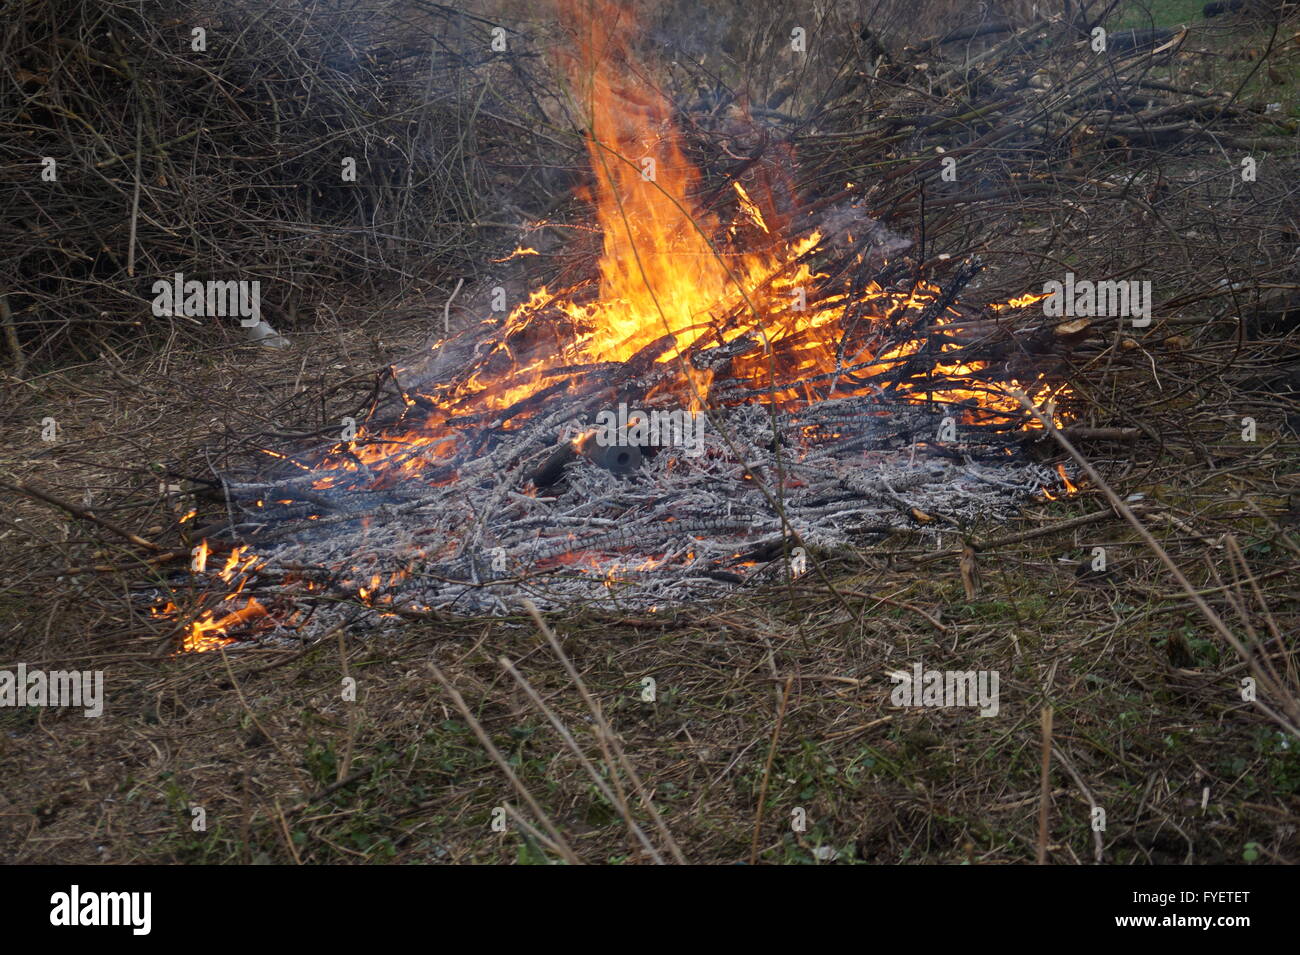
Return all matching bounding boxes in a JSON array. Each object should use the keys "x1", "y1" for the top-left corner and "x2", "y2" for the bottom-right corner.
[{"x1": 0, "y1": 0, "x2": 559, "y2": 367}]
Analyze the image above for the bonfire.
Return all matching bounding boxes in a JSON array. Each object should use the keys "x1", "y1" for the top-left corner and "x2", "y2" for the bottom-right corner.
[{"x1": 153, "y1": 2, "x2": 1077, "y2": 652}]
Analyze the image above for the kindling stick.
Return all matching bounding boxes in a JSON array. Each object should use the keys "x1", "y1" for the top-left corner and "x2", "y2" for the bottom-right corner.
[{"x1": 1, "y1": 478, "x2": 165, "y2": 553}]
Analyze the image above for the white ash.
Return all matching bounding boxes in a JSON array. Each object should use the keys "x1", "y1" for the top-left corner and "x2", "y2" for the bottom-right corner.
[{"x1": 191, "y1": 396, "x2": 1061, "y2": 641}]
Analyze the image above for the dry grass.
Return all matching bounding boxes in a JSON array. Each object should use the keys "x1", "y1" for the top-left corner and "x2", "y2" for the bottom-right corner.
[
  {"x1": 3, "y1": 508, "x2": 1298, "y2": 863},
  {"x1": 2, "y1": 312, "x2": 1296, "y2": 863}
]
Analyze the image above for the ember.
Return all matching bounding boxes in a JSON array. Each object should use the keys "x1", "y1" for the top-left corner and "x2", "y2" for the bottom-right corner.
[{"x1": 153, "y1": 2, "x2": 1076, "y2": 651}]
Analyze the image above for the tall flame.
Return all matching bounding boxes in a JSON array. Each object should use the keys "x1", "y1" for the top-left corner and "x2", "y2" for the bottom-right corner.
[{"x1": 566, "y1": 0, "x2": 729, "y2": 372}]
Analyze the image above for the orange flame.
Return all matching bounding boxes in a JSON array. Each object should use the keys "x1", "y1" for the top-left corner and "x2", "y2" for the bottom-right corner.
[{"x1": 1058, "y1": 463, "x2": 1079, "y2": 495}]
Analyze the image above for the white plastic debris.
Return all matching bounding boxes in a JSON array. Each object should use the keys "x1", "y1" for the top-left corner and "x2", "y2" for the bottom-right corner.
[{"x1": 244, "y1": 319, "x2": 290, "y2": 349}]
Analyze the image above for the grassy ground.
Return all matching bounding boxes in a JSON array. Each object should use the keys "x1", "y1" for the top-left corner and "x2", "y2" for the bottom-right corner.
[
  {"x1": 2, "y1": 319, "x2": 1295, "y2": 864},
  {"x1": 1116, "y1": 0, "x2": 1209, "y2": 29}
]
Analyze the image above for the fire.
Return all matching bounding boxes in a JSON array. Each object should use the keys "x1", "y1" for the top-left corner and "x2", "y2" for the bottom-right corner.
[
  {"x1": 181, "y1": 598, "x2": 267, "y2": 654},
  {"x1": 496, "y1": 246, "x2": 540, "y2": 262},
  {"x1": 155, "y1": 0, "x2": 1072, "y2": 650},
  {"x1": 1041, "y1": 464, "x2": 1080, "y2": 501},
  {"x1": 192, "y1": 539, "x2": 209, "y2": 574},
  {"x1": 732, "y1": 182, "x2": 770, "y2": 235},
  {"x1": 991, "y1": 292, "x2": 1052, "y2": 311},
  {"x1": 296, "y1": 0, "x2": 1069, "y2": 485},
  {"x1": 153, "y1": 540, "x2": 271, "y2": 652}
]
